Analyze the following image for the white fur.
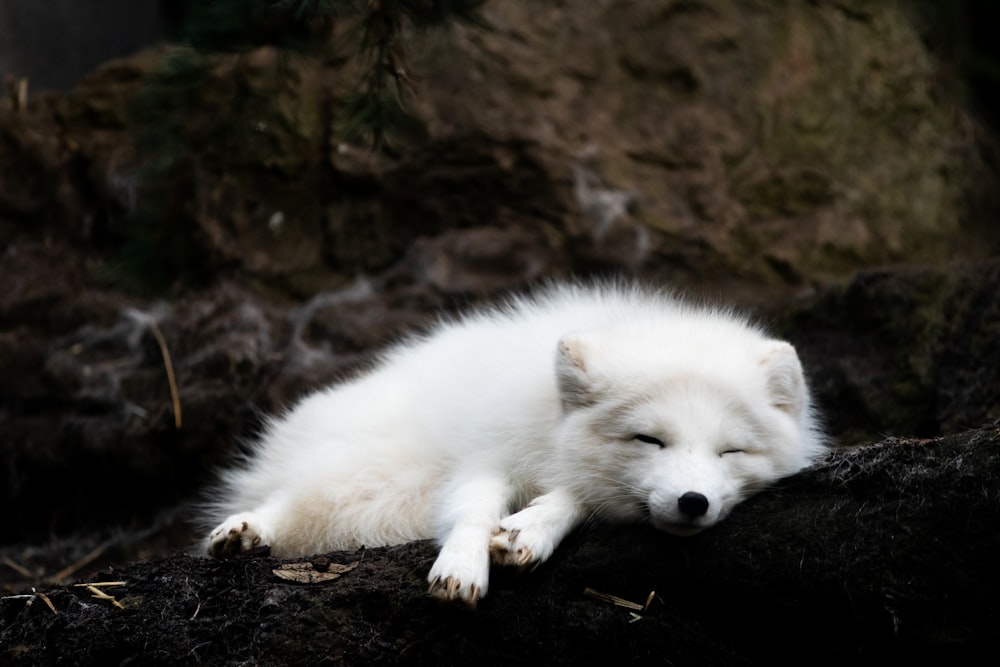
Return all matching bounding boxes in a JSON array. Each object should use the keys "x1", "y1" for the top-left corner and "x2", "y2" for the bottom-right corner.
[{"x1": 204, "y1": 283, "x2": 825, "y2": 605}]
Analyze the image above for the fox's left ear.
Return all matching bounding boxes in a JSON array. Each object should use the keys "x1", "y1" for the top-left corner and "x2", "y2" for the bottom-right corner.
[
  {"x1": 759, "y1": 341, "x2": 807, "y2": 417},
  {"x1": 556, "y1": 332, "x2": 603, "y2": 410}
]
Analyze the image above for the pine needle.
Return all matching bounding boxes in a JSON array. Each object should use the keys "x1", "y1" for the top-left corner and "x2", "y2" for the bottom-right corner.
[{"x1": 147, "y1": 319, "x2": 182, "y2": 429}]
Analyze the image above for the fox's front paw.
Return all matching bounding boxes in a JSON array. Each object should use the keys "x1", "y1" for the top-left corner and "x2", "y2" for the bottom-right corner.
[
  {"x1": 489, "y1": 506, "x2": 562, "y2": 569},
  {"x1": 207, "y1": 512, "x2": 268, "y2": 557},
  {"x1": 427, "y1": 542, "x2": 490, "y2": 607}
]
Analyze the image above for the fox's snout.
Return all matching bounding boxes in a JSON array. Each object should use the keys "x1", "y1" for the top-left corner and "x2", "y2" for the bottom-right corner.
[{"x1": 677, "y1": 491, "x2": 709, "y2": 517}]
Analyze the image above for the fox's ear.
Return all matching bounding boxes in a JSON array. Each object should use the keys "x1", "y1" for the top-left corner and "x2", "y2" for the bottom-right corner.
[
  {"x1": 556, "y1": 333, "x2": 601, "y2": 410},
  {"x1": 760, "y1": 340, "x2": 808, "y2": 417}
]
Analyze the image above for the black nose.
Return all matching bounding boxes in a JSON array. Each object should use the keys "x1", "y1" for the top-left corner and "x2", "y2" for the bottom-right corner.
[{"x1": 677, "y1": 491, "x2": 709, "y2": 517}]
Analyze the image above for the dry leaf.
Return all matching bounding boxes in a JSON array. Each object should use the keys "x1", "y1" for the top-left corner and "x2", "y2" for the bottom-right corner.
[{"x1": 272, "y1": 561, "x2": 359, "y2": 584}]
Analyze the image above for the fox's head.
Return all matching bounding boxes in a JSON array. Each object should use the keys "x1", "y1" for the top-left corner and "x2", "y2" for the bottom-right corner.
[{"x1": 552, "y1": 322, "x2": 825, "y2": 534}]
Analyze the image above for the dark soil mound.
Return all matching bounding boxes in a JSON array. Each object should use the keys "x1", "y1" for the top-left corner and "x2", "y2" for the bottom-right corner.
[{"x1": 4, "y1": 427, "x2": 998, "y2": 665}]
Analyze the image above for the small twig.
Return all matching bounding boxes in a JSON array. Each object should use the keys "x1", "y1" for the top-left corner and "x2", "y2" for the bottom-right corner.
[
  {"x1": 37, "y1": 592, "x2": 57, "y2": 615},
  {"x1": 84, "y1": 584, "x2": 124, "y2": 610},
  {"x1": 583, "y1": 587, "x2": 646, "y2": 611},
  {"x1": 46, "y1": 540, "x2": 111, "y2": 584},
  {"x1": 147, "y1": 319, "x2": 182, "y2": 429},
  {"x1": 189, "y1": 593, "x2": 202, "y2": 621},
  {"x1": 0, "y1": 591, "x2": 58, "y2": 615},
  {"x1": 187, "y1": 640, "x2": 213, "y2": 660},
  {"x1": 2, "y1": 555, "x2": 35, "y2": 579},
  {"x1": 72, "y1": 581, "x2": 127, "y2": 588}
]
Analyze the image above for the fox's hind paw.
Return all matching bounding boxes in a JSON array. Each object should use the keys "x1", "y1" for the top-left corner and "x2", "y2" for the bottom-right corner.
[{"x1": 207, "y1": 512, "x2": 268, "y2": 557}]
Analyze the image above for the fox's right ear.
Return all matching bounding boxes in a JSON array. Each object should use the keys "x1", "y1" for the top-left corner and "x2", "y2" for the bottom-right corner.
[
  {"x1": 759, "y1": 340, "x2": 808, "y2": 418},
  {"x1": 556, "y1": 333, "x2": 601, "y2": 410}
]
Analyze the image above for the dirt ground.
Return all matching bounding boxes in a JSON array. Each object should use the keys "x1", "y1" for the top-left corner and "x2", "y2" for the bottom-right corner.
[{"x1": 3, "y1": 427, "x2": 999, "y2": 665}]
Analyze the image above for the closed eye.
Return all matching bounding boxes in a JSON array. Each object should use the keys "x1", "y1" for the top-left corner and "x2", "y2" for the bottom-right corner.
[
  {"x1": 634, "y1": 434, "x2": 665, "y2": 448},
  {"x1": 720, "y1": 448, "x2": 746, "y2": 456}
]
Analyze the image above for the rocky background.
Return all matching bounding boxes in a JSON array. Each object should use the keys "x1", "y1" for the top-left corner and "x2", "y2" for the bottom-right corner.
[{"x1": 2, "y1": 0, "x2": 999, "y2": 663}]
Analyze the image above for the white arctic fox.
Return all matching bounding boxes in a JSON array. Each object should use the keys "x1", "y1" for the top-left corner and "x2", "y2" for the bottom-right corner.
[{"x1": 205, "y1": 283, "x2": 825, "y2": 605}]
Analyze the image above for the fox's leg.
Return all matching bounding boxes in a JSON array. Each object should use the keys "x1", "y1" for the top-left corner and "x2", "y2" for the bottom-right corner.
[
  {"x1": 427, "y1": 474, "x2": 511, "y2": 607},
  {"x1": 489, "y1": 489, "x2": 584, "y2": 568}
]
